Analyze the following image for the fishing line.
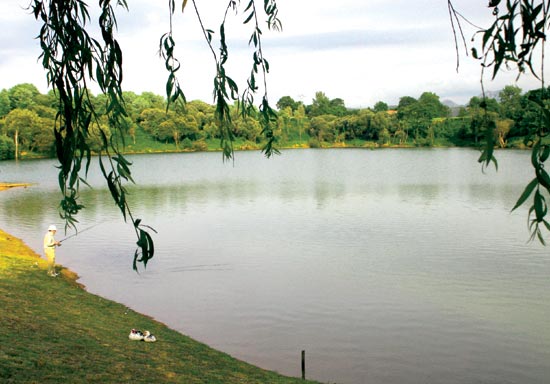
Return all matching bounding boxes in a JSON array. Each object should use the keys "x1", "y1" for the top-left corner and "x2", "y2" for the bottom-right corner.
[{"x1": 59, "y1": 222, "x2": 103, "y2": 243}]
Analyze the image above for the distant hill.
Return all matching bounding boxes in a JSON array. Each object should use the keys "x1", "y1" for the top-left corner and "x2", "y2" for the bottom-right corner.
[
  {"x1": 442, "y1": 99, "x2": 459, "y2": 108},
  {"x1": 442, "y1": 99, "x2": 463, "y2": 117}
]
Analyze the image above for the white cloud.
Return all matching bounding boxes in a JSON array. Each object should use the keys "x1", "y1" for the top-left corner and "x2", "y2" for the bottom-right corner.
[{"x1": 0, "y1": 0, "x2": 545, "y2": 108}]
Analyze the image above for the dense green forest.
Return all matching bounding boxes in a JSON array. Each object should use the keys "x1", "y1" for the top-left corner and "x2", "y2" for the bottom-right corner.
[{"x1": 0, "y1": 83, "x2": 547, "y2": 160}]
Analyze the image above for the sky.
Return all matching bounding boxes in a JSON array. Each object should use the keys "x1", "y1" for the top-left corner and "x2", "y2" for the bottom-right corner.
[{"x1": 0, "y1": 0, "x2": 546, "y2": 108}]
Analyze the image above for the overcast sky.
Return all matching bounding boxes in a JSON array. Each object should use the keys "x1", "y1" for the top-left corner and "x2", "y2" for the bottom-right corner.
[{"x1": 1, "y1": 0, "x2": 545, "y2": 108}]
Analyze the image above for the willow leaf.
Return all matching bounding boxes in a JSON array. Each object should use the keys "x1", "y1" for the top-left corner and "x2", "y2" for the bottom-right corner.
[{"x1": 512, "y1": 177, "x2": 538, "y2": 211}]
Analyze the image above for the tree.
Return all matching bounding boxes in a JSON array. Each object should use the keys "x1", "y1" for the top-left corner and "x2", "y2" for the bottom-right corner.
[
  {"x1": 499, "y1": 85, "x2": 522, "y2": 122},
  {"x1": 495, "y1": 119, "x2": 514, "y2": 148},
  {"x1": 417, "y1": 92, "x2": 450, "y2": 119},
  {"x1": 397, "y1": 96, "x2": 417, "y2": 111},
  {"x1": 30, "y1": 118, "x2": 56, "y2": 155},
  {"x1": 158, "y1": 120, "x2": 180, "y2": 147},
  {"x1": 514, "y1": 88, "x2": 550, "y2": 138},
  {"x1": 309, "y1": 115, "x2": 337, "y2": 144},
  {"x1": 450, "y1": 0, "x2": 550, "y2": 243},
  {"x1": 307, "y1": 92, "x2": 332, "y2": 117},
  {"x1": 468, "y1": 96, "x2": 499, "y2": 114},
  {"x1": 373, "y1": 101, "x2": 388, "y2": 113},
  {"x1": 0, "y1": 135, "x2": 15, "y2": 160},
  {"x1": 186, "y1": 100, "x2": 215, "y2": 139},
  {"x1": 8, "y1": 83, "x2": 40, "y2": 110},
  {"x1": 307, "y1": 92, "x2": 348, "y2": 117},
  {"x1": 0, "y1": 89, "x2": 11, "y2": 118},
  {"x1": 293, "y1": 104, "x2": 308, "y2": 142},
  {"x1": 463, "y1": 96, "x2": 500, "y2": 144},
  {"x1": 138, "y1": 108, "x2": 168, "y2": 138},
  {"x1": 132, "y1": 92, "x2": 166, "y2": 113},
  {"x1": 3, "y1": 109, "x2": 40, "y2": 160},
  {"x1": 329, "y1": 98, "x2": 348, "y2": 117},
  {"x1": 395, "y1": 92, "x2": 450, "y2": 145},
  {"x1": 276, "y1": 96, "x2": 301, "y2": 111},
  {"x1": 372, "y1": 112, "x2": 390, "y2": 144}
]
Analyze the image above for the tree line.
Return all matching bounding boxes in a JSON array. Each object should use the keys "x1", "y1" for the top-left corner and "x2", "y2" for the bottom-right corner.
[{"x1": 0, "y1": 82, "x2": 547, "y2": 161}]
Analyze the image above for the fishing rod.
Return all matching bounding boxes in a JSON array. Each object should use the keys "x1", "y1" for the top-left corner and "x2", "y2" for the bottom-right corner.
[{"x1": 59, "y1": 222, "x2": 102, "y2": 243}]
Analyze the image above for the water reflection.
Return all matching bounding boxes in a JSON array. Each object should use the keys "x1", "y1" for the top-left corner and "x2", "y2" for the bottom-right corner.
[{"x1": 396, "y1": 183, "x2": 443, "y2": 203}]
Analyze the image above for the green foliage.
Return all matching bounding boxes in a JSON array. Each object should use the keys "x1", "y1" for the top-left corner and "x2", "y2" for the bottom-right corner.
[
  {"x1": 4, "y1": 108, "x2": 41, "y2": 159},
  {"x1": 181, "y1": 137, "x2": 193, "y2": 149},
  {"x1": 165, "y1": 0, "x2": 282, "y2": 161},
  {"x1": 308, "y1": 137, "x2": 321, "y2": 148},
  {"x1": 451, "y1": 0, "x2": 550, "y2": 243},
  {"x1": 397, "y1": 96, "x2": 417, "y2": 118},
  {"x1": 499, "y1": 85, "x2": 523, "y2": 120},
  {"x1": 512, "y1": 139, "x2": 550, "y2": 244},
  {"x1": 373, "y1": 101, "x2": 389, "y2": 112},
  {"x1": 276, "y1": 95, "x2": 301, "y2": 111},
  {"x1": 0, "y1": 90, "x2": 11, "y2": 118},
  {"x1": 8, "y1": 83, "x2": 40, "y2": 110},
  {"x1": 0, "y1": 136, "x2": 15, "y2": 160},
  {"x1": 473, "y1": 0, "x2": 547, "y2": 79},
  {"x1": 192, "y1": 139, "x2": 209, "y2": 152},
  {"x1": 5, "y1": 81, "x2": 549, "y2": 157},
  {"x1": 307, "y1": 92, "x2": 347, "y2": 117}
]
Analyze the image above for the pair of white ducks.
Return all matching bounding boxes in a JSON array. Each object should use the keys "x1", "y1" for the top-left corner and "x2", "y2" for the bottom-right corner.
[{"x1": 129, "y1": 329, "x2": 157, "y2": 342}]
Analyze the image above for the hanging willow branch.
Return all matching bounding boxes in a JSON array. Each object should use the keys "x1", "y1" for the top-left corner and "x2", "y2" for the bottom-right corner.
[
  {"x1": 30, "y1": 0, "x2": 281, "y2": 269},
  {"x1": 448, "y1": 0, "x2": 550, "y2": 243},
  {"x1": 160, "y1": 0, "x2": 282, "y2": 161},
  {"x1": 30, "y1": 0, "x2": 155, "y2": 270}
]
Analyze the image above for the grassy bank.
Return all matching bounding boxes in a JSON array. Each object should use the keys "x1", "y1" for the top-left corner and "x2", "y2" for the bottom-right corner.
[{"x1": 0, "y1": 229, "x2": 319, "y2": 383}]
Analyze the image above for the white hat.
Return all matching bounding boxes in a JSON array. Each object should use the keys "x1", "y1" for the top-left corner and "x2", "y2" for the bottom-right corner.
[{"x1": 48, "y1": 225, "x2": 57, "y2": 231}]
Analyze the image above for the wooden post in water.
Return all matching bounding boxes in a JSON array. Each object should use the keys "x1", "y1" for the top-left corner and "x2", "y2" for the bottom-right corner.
[{"x1": 301, "y1": 350, "x2": 305, "y2": 380}]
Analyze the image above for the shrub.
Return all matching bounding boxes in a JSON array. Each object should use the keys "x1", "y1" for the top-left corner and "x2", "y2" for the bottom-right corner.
[
  {"x1": 192, "y1": 140, "x2": 208, "y2": 152},
  {"x1": 239, "y1": 141, "x2": 258, "y2": 150},
  {"x1": 0, "y1": 136, "x2": 14, "y2": 160},
  {"x1": 181, "y1": 137, "x2": 193, "y2": 150},
  {"x1": 308, "y1": 138, "x2": 321, "y2": 148}
]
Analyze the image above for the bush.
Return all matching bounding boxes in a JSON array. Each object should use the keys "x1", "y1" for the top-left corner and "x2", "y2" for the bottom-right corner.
[
  {"x1": 181, "y1": 137, "x2": 193, "y2": 150},
  {"x1": 239, "y1": 141, "x2": 258, "y2": 150},
  {"x1": 192, "y1": 140, "x2": 208, "y2": 152},
  {"x1": 308, "y1": 138, "x2": 321, "y2": 148},
  {"x1": 0, "y1": 136, "x2": 14, "y2": 160}
]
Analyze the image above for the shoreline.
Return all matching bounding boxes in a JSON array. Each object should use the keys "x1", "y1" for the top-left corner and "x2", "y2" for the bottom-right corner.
[
  {"x1": 0, "y1": 182, "x2": 33, "y2": 191},
  {"x1": 0, "y1": 227, "x2": 317, "y2": 383},
  {"x1": 0, "y1": 186, "x2": 317, "y2": 383}
]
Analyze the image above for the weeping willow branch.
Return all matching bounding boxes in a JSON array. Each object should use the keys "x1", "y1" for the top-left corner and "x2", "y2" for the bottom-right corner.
[
  {"x1": 30, "y1": 0, "x2": 282, "y2": 269},
  {"x1": 448, "y1": 0, "x2": 550, "y2": 243},
  {"x1": 162, "y1": 0, "x2": 282, "y2": 161},
  {"x1": 30, "y1": 0, "x2": 155, "y2": 270}
]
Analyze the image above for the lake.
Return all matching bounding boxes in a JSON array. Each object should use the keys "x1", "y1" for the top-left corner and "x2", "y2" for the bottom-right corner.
[{"x1": 0, "y1": 148, "x2": 549, "y2": 383}]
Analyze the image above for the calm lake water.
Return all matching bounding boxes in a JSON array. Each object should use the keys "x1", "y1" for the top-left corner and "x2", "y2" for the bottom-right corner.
[{"x1": 1, "y1": 148, "x2": 549, "y2": 383}]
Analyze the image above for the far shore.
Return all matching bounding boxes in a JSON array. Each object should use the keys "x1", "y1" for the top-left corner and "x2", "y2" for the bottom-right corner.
[{"x1": 0, "y1": 182, "x2": 32, "y2": 191}]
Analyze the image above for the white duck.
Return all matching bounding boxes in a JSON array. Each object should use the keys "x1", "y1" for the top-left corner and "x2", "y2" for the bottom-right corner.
[
  {"x1": 128, "y1": 329, "x2": 144, "y2": 341},
  {"x1": 143, "y1": 330, "x2": 157, "y2": 342}
]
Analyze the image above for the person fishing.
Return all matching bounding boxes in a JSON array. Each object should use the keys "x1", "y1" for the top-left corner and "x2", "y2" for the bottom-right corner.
[{"x1": 43, "y1": 224, "x2": 61, "y2": 277}]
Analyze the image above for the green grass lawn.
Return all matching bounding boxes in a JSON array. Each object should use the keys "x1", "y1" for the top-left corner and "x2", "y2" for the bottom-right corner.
[{"x1": 0, "y1": 229, "x2": 319, "y2": 384}]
